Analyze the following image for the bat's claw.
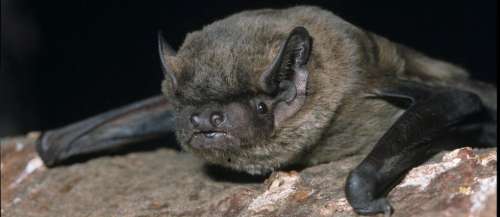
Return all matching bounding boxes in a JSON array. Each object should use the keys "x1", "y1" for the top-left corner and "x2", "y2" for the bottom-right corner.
[
  {"x1": 383, "y1": 200, "x2": 394, "y2": 217},
  {"x1": 35, "y1": 132, "x2": 59, "y2": 167},
  {"x1": 350, "y1": 197, "x2": 393, "y2": 216}
]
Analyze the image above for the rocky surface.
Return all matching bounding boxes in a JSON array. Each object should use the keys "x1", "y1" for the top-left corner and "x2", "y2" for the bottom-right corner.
[{"x1": 1, "y1": 132, "x2": 497, "y2": 217}]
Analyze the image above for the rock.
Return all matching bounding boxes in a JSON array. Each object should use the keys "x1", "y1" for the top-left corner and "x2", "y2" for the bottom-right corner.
[
  {"x1": 1, "y1": 133, "x2": 496, "y2": 217},
  {"x1": 389, "y1": 147, "x2": 497, "y2": 217}
]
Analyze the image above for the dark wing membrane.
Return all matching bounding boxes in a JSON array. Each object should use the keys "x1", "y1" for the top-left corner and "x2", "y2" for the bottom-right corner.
[{"x1": 37, "y1": 95, "x2": 176, "y2": 167}]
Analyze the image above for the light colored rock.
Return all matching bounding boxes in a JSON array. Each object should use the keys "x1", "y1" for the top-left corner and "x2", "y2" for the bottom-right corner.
[{"x1": 1, "y1": 133, "x2": 496, "y2": 217}]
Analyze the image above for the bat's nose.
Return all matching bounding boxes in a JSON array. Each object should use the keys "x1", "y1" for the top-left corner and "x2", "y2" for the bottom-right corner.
[
  {"x1": 190, "y1": 111, "x2": 225, "y2": 130},
  {"x1": 190, "y1": 113, "x2": 201, "y2": 128},
  {"x1": 210, "y1": 112, "x2": 225, "y2": 127}
]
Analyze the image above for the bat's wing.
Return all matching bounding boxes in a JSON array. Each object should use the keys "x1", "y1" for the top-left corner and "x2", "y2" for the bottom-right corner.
[
  {"x1": 36, "y1": 95, "x2": 176, "y2": 167},
  {"x1": 345, "y1": 80, "x2": 496, "y2": 216}
]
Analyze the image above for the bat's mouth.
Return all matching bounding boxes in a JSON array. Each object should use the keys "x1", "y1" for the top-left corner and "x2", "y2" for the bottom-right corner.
[
  {"x1": 188, "y1": 130, "x2": 240, "y2": 149},
  {"x1": 194, "y1": 131, "x2": 227, "y2": 139}
]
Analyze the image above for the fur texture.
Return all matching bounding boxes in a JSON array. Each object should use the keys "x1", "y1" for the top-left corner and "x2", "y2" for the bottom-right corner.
[{"x1": 161, "y1": 6, "x2": 497, "y2": 175}]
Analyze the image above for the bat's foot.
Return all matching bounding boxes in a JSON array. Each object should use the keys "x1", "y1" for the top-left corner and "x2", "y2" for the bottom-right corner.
[{"x1": 345, "y1": 166, "x2": 394, "y2": 216}]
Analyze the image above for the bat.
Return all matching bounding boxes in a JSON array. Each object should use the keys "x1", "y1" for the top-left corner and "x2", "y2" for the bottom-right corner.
[{"x1": 35, "y1": 6, "x2": 497, "y2": 216}]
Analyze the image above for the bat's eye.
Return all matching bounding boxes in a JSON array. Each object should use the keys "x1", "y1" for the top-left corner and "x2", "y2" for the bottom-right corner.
[{"x1": 257, "y1": 102, "x2": 267, "y2": 114}]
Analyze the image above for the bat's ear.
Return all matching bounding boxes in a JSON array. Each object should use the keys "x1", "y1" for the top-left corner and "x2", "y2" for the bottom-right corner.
[
  {"x1": 158, "y1": 31, "x2": 178, "y2": 94},
  {"x1": 259, "y1": 26, "x2": 312, "y2": 126}
]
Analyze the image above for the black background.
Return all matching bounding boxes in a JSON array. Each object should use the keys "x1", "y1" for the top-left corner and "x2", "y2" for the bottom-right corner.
[{"x1": 1, "y1": 0, "x2": 497, "y2": 136}]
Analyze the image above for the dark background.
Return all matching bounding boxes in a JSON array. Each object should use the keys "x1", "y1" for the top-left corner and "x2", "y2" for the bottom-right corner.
[{"x1": 1, "y1": 0, "x2": 497, "y2": 137}]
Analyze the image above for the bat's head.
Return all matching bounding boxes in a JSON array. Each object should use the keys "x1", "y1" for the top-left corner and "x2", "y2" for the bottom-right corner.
[{"x1": 158, "y1": 25, "x2": 312, "y2": 174}]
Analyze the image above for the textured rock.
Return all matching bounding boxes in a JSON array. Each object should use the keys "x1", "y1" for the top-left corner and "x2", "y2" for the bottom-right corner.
[{"x1": 1, "y1": 133, "x2": 496, "y2": 217}]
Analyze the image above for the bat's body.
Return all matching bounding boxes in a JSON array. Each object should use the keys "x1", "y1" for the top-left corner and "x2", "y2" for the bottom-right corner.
[{"x1": 36, "y1": 6, "x2": 496, "y2": 216}]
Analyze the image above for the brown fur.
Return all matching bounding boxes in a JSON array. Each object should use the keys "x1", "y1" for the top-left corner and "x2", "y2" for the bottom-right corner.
[{"x1": 161, "y1": 6, "x2": 496, "y2": 174}]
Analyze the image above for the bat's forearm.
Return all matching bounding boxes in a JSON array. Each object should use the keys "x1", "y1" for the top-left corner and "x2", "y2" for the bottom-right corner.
[
  {"x1": 345, "y1": 84, "x2": 484, "y2": 216},
  {"x1": 37, "y1": 95, "x2": 175, "y2": 167}
]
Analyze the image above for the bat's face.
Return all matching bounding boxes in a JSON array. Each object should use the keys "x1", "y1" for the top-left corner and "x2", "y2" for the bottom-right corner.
[
  {"x1": 158, "y1": 26, "x2": 312, "y2": 173},
  {"x1": 172, "y1": 92, "x2": 275, "y2": 155}
]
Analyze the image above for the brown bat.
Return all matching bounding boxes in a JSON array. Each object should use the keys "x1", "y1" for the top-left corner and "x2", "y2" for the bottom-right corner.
[{"x1": 36, "y1": 6, "x2": 497, "y2": 216}]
